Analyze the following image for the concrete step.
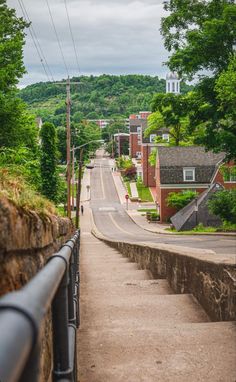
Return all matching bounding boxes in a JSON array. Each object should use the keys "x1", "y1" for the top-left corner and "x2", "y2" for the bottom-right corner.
[
  {"x1": 81, "y1": 262, "x2": 140, "y2": 274},
  {"x1": 80, "y1": 279, "x2": 173, "y2": 297},
  {"x1": 80, "y1": 294, "x2": 209, "y2": 329},
  {"x1": 78, "y1": 322, "x2": 236, "y2": 382},
  {"x1": 82, "y1": 269, "x2": 153, "y2": 283},
  {"x1": 80, "y1": 256, "x2": 133, "y2": 265}
]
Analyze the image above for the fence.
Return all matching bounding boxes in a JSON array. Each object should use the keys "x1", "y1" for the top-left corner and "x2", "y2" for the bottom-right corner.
[{"x1": 0, "y1": 230, "x2": 80, "y2": 382}]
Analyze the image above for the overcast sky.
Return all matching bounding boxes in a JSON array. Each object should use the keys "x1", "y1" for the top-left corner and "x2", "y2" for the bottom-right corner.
[{"x1": 7, "y1": 0, "x2": 170, "y2": 87}]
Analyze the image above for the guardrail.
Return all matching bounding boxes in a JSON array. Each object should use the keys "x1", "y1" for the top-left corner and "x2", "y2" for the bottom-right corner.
[{"x1": 0, "y1": 230, "x2": 80, "y2": 382}]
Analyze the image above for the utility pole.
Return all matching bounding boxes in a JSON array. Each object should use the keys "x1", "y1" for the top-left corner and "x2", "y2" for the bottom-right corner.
[
  {"x1": 55, "y1": 77, "x2": 81, "y2": 219},
  {"x1": 72, "y1": 144, "x2": 75, "y2": 211},
  {"x1": 76, "y1": 148, "x2": 84, "y2": 228},
  {"x1": 66, "y1": 76, "x2": 71, "y2": 218}
]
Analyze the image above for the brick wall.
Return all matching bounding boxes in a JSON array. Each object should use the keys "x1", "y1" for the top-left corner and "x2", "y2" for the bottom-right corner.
[
  {"x1": 141, "y1": 145, "x2": 156, "y2": 187},
  {"x1": 214, "y1": 169, "x2": 236, "y2": 190},
  {"x1": 130, "y1": 133, "x2": 141, "y2": 158}
]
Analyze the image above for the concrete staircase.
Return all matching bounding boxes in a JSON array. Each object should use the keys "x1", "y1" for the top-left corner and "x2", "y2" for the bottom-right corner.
[{"x1": 78, "y1": 220, "x2": 236, "y2": 381}]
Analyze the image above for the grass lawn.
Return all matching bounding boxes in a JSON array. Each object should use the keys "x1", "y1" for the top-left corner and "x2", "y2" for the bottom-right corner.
[
  {"x1": 138, "y1": 208, "x2": 157, "y2": 213},
  {"x1": 136, "y1": 179, "x2": 153, "y2": 202},
  {"x1": 124, "y1": 181, "x2": 131, "y2": 196}
]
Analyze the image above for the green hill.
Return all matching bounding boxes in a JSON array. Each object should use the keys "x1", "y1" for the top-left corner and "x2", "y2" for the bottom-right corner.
[{"x1": 20, "y1": 74, "x2": 192, "y2": 126}]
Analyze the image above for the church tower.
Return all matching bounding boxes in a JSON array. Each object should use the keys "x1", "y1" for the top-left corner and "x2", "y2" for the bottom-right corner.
[{"x1": 166, "y1": 71, "x2": 181, "y2": 94}]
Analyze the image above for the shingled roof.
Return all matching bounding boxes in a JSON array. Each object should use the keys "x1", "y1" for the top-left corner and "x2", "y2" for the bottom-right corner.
[
  {"x1": 157, "y1": 146, "x2": 224, "y2": 166},
  {"x1": 157, "y1": 146, "x2": 225, "y2": 184}
]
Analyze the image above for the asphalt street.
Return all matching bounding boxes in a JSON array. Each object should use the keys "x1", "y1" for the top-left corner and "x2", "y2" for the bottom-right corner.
[{"x1": 90, "y1": 156, "x2": 236, "y2": 256}]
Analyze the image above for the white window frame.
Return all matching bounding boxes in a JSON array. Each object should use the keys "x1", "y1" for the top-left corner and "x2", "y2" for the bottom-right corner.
[
  {"x1": 150, "y1": 134, "x2": 156, "y2": 143},
  {"x1": 162, "y1": 133, "x2": 170, "y2": 142},
  {"x1": 183, "y1": 167, "x2": 195, "y2": 182}
]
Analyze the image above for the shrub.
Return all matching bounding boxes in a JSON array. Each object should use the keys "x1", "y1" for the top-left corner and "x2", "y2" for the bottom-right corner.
[
  {"x1": 166, "y1": 190, "x2": 198, "y2": 211},
  {"x1": 208, "y1": 189, "x2": 236, "y2": 223},
  {"x1": 40, "y1": 122, "x2": 59, "y2": 203},
  {"x1": 123, "y1": 165, "x2": 136, "y2": 179}
]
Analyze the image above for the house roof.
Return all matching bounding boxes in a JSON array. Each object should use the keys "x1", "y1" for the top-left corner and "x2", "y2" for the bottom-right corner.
[
  {"x1": 157, "y1": 146, "x2": 225, "y2": 184},
  {"x1": 157, "y1": 146, "x2": 225, "y2": 167}
]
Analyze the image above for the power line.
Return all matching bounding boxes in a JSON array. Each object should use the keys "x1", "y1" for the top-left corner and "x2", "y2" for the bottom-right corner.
[
  {"x1": 19, "y1": 0, "x2": 55, "y2": 82},
  {"x1": 64, "y1": 0, "x2": 81, "y2": 74},
  {"x1": 45, "y1": 0, "x2": 70, "y2": 77},
  {"x1": 18, "y1": 0, "x2": 52, "y2": 82}
]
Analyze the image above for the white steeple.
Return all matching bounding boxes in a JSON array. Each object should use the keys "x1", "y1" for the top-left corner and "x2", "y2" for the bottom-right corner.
[{"x1": 166, "y1": 71, "x2": 181, "y2": 94}]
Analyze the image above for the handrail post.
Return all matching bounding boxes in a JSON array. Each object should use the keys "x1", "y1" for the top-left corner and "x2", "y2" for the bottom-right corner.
[{"x1": 52, "y1": 267, "x2": 72, "y2": 381}]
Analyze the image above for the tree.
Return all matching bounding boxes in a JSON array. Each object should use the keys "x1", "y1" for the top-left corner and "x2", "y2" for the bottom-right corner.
[
  {"x1": 146, "y1": 93, "x2": 192, "y2": 146},
  {"x1": 161, "y1": 0, "x2": 235, "y2": 78},
  {"x1": 40, "y1": 122, "x2": 58, "y2": 203},
  {"x1": 208, "y1": 189, "x2": 236, "y2": 223},
  {"x1": 0, "y1": 1, "x2": 38, "y2": 149},
  {"x1": 161, "y1": 0, "x2": 236, "y2": 158},
  {"x1": 0, "y1": 0, "x2": 28, "y2": 93}
]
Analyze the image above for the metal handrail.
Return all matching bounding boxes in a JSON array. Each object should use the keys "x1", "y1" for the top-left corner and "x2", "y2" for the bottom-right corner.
[{"x1": 0, "y1": 230, "x2": 80, "y2": 382}]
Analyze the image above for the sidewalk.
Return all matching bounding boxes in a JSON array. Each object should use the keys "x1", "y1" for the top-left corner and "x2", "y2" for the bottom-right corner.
[
  {"x1": 81, "y1": 168, "x2": 91, "y2": 202},
  {"x1": 127, "y1": 209, "x2": 171, "y2": 234}
]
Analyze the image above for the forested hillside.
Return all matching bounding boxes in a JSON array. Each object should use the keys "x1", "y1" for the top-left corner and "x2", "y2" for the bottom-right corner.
[{"x1": 20, "y1": 74, "x2": 192, "y2": 126}]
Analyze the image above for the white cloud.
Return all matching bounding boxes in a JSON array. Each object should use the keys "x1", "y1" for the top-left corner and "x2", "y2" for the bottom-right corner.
[{"x1": 7, "y1": 0, "x2": 169, "y2": 85}]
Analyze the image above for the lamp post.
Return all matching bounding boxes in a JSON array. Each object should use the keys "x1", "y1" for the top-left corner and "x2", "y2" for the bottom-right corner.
[{"x1": 71, "y1": 139, "x2": 103, "y2": 227}]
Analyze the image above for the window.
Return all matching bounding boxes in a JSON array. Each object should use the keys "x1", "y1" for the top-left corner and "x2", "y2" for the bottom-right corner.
[
  {"x1": 183, "y1": 167, "x2": 195, "y2": 182},
  {"x1": 162, "y1": 133, "x2": 169, "y2": 142},
  {"x1": 222, "y1": 166, "x2": 236, "y2": 182},
  {"x1": 137, "y1": 126, "x2": 141, "y2": 133},
  {"x1": 150, "y1": 134, "x2": 156, "y2": 143}
]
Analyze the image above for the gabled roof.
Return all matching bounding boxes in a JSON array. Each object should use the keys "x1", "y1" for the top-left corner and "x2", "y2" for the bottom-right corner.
[
  {"x1": 157, "y1": 146, "x2": 225, "y2": 184},
  {"x1": 157, "y1": 146, "x2": 225, "y2": 167}
]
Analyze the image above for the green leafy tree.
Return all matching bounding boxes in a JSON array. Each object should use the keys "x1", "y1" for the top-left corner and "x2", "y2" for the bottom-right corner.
[
  {"x1": 208, "y1": 189, "x2": 236, "y2": 223},
  {"x1": 146, "y1": 93, "x2": 192, "y2": 146},
  {"x1": 161, "y1": 0, "x2": 236, "y2": 158},
  {"x1": 0, "y1": 0, "x2": 28, "y2": 92},
  {"x1": 166, "y1": 190, "x2": 198, "y2": 211},
  {"x1": 40, "y1": 122, "x2": 58, "y2": 203},
  {"x1": 0, "y1": 0, "x2": 38, "y2": 149}
]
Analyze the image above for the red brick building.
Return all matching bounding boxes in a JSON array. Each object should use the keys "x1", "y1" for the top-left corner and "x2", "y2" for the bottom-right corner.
[
  {"x1": 114, "y1": 133, "x2": 130, "y2": 156},
  {"x1": 129, "y1": 112, "x2": 151, "y2": 159},
  {"x1": 141, "y1": 121, "x2": 170, "y2": 187},
  {"x1": 155, "y1": 146, "x2": 236, "y2": 223}
]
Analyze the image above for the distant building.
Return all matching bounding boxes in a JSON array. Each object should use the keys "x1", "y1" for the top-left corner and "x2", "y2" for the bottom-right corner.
[
  {"x1": 114, "y1": 133, "x2": 130, "y2": 156},
  {"x1": 87, "y1": 119, "x2": 129, "y2": 129},
  {"x1": 129, "y1": 111, "x2": 151, "y2": 159},
  {"x1": 166, "y1": 71, "x2": 181, "y2": 94}
]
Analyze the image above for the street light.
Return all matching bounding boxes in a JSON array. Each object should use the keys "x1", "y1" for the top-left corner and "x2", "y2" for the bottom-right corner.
[{"x1": 70, "y1": 139, "x2": 104, "y2": 228}]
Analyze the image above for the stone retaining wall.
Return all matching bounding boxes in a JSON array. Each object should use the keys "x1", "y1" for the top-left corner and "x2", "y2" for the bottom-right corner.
[
  {"x1": 0, "y1": 196, "x2": 74, "y2": 382},
  {"x1": 92, "y1": 225, "x2": 236, "y2": 322}
]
